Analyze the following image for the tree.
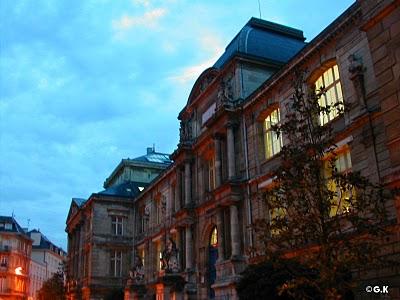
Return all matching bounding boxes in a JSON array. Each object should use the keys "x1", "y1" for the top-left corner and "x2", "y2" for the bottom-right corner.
[
  {"x1": 247, "y1": 70, "x2": 395, "y2": 299},
  {"x1": 37, "y1": 270, "x2": 65, "y2": 300},
  {"x1": 237, "y1": 259, "x2": 322, "y2": 300}
]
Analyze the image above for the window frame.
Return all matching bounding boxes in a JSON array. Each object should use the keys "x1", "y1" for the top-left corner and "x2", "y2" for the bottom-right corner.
[
  {"x1": 313, "y1": 64, "x2": 344, "y2": 125},
  {"x1": 111, "y1": 216, "x2": 123, "y2": 236},
  {"x1": 110, "y1": 250, "x2": 122, "y2": 277},
  {"x1": 262, "y1": 107, "x2": 283, "y2": 160},
  {"x1": 323, "y1": 147, "x2": 354, "y2": 216}
]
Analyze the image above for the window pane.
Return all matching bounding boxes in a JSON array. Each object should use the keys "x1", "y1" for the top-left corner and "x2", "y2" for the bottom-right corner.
[
  {"x1": 263, "y1": 108, "x2": 282, "y2": 159},
  {"x1": 333, "y1": 64, "x2": 339, "y2": 80}
]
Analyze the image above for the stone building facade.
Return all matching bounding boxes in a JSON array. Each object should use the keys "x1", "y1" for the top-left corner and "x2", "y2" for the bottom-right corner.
[
  {"x1": 0, "y1": 216, "x2": 32, "y2": 300},
  {"x1": 65, "y1": 148, "x2": 172, "y2": 300},
  {"x1": 126, "y1": 1, "x2": 400, "y2": 299}
]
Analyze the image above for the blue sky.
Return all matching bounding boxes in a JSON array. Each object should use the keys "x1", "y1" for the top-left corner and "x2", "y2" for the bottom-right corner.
[{"x1": 0, "y1": 0, "x2": 354, "y2": 250}]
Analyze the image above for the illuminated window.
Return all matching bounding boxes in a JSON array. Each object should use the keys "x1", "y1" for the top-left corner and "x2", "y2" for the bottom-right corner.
[
  {"x1": 269, "y1": 207, "x2": 286, "y2": 236},
  {"x1": 210, "y1": 227, "x2": 218, "y2": 247},
  {"x1": 315, "y1": 64, "x2": 344, "y2": 125},
  {"x1": 263, "y1": 108, "x2": 282, "y2": 159},
  {"x1": 139, "y1": 248, "x2": 145, "y2": 267},
  {"x1": 111, "y1": 216, "x2": 123, "y2": 235},
  {"x1": 324, "y1": 149, "x2": 353, "y2": 216},
  {"x1": 110, "y1": 251, "x2": 122, "y2": 277}
]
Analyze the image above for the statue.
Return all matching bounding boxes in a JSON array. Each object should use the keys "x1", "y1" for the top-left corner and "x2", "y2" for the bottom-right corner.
[
  {"x1": 179, "y1": 120, "x2": 193, "y2": 143},
  {"x1": 129, "y1": 254, "x2": 145, "y2": 283},
  {"x1": 160, "y1": 238, "x2": 180, "y2": 273},
  {"x1": 217, "y1": 79, "x2": 233, "y2": 108}
]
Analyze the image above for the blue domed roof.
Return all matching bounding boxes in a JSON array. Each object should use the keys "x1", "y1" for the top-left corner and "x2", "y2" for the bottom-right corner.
[{"x1": 213, "y1": 18, "x2": 306, "y2": 69}]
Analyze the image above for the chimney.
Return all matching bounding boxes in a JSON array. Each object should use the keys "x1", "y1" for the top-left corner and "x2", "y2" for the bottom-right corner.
[{"x1": 147, "y1": 147, "x2": 153, "y2": 155}]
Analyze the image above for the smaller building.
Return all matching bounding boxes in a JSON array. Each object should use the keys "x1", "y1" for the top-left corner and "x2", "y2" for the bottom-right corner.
[
  {"x1": 28, "y1": 229, "x2": 67, "y2": 300},
  {"x1": 0, "y1": 216, "x2": 32, "y2": 300},
  {"x1": 66, "y1": 147, "x2": 172, "y2": 300}
]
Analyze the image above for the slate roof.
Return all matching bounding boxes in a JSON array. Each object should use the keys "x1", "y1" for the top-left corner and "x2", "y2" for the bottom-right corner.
[
  {"x1": 132, "y1": 151, "x2": 172, "y2": 165},
  {"x1": 97, "y1": 181, "x2": 149, "y2": 198},
  {"x1": 0, "y1": 216, "x2": 27, "y2": 234},
  {"x1": 28, "y1": 229, "x2": 67, "y2": 255},
  {"x1": 213, "y1": 17, "x2": 306, "y2": 69},
  {"x1": 103, "y1": 147, "x2": 172, "y2": 188},
  {"x1": 72, "y1": 198, "x2": 86, "y2": 207}
]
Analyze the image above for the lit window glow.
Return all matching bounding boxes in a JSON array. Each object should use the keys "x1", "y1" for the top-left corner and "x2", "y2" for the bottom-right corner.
[
  {"x1": 315, "y1": 65, "x2": 343, "y2": 125},
  {"x1": 263, "y1": 108, "x2": 282, "y2": 159}
]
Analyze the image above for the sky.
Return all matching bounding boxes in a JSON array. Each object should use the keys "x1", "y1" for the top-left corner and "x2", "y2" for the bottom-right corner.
[{"x1": 0, "y1": 0, "x2": 354, "y2": 250}]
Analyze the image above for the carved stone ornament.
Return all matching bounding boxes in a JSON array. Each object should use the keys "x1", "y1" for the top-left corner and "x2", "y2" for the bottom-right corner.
[
  {"x1": 348, "y1": 54, "x2": 367, "y2": 107},
  {"x1": 129, "y1": 254, "x2": 145, "y2": 284},
  {"x1": 160, "y1": 238, "x2": 180, "y2": 273},
  {"x1": 179, "y1": 119, "x2": 193, "y2": 143}
]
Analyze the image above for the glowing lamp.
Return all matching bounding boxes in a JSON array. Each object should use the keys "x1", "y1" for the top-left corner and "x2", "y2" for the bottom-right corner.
[{"x1": 15, "y1": 267, "x2": 23, "y2": 275}]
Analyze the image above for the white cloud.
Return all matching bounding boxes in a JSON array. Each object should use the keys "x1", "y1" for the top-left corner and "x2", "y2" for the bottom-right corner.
[
  {"x1": 167, "y1": 31, "x2": 224, "y2": 84},
  {"x1": 112, "y1": 8, "x2": 167, "y2": 32}
]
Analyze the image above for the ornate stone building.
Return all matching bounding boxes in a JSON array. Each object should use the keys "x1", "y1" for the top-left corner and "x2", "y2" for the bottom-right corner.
[
  {"x1": 126, "y1": 1, "x2": 400, "y2": 299},
  {"x1": 65, "y1": 148, "x2": 172, "y2": 300},
  {"x1": 0, "y1": 216, "x2": 32, "y2": 300}
]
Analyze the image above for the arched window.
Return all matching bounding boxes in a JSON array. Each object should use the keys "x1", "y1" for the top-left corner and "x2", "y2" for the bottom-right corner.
[
  {"x1": 315, "y1": 64, "x2": 343, "y2": 125},
  {"x1": 210, "y1": 227, "x2": 218, "y2": 247},
  {"x1": 263, "y1": 108, "x2": 282, "y2": 159}
]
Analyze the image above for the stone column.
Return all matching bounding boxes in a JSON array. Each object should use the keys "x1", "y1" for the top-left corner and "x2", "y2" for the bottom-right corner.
[
  {"x1": 175, "y1": 169, "x2": 181, "y2": 212},
  {"x1": 230, "y1": 205, "x2": 240, "y2": 258},
  {"x1": 214, "y1": 136, "x2": 222, "y2": 187},
  {"x1": 227, "y1": 125, "x2": 236, "y2": 180},
  {"x1": 184, "y1": 161, "x2": 191, "y2": 206},
  {"x1": 216, "y1": 210, "x2": 224, "y2": 262},
  {"x1": 185, "y1": 226, "x2": 193, "y2": 270}
]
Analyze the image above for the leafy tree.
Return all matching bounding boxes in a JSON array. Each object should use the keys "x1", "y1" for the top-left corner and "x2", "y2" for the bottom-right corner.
[
  {"x1": 37, "y1": 270, "x2": 65, "y2": 300},
  {"x1": 246, "y1": 70, "x2": 395, "y2": 299},
  {"x1": 237, "y1": 259, "x2": 322, "y2": 300}
]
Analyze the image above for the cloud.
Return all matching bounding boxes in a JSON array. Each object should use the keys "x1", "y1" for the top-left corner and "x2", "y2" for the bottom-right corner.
[
  {"x1": 112, "y1": 8, "x2": 167, "y2": 32},
  {"x1": 167, "y1": 31, "x2": 224, "y2": 84}
]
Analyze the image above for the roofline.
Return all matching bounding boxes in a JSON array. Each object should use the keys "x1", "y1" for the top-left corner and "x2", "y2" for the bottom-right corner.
[
  {"x1": 246, "y1": 17, "x2": 305, "y2": 41},
  {"x1": 179, "y1": 53, "x2": 286, "y2": 119},
  {"x1": 104, "y1": 157, "x2": 171, "y2": 188},
  {"x1": 133, "y1": 163, "x2": 176, "y2": 203},
  {"x1": 243, "y1": 1, "x2": 359, "y2": 110}
]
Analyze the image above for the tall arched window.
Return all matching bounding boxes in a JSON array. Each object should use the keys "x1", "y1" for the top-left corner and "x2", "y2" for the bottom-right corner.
[
  {"x1": 315, "y1": 64, "x2": 343, "y2": 125},
  {"x1": 263, "y1": 108, "x2": 282, "y2": 159},
  {"x1": 210, "y1": 227, "x2": 218, "y2": 247}
]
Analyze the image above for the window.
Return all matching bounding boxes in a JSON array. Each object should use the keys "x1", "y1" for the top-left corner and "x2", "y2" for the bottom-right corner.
[
  {"x1": 269, "y1": 207, "x2": 286, "y2": 236},
  {"x1": 315, "y1": 64, "x2": 343, "y2": 125},
  {"x1": 263, "y1": 108, "x2": 282, "y2": 159},
  {"x1": 210, "y1": 227, "x2": 218, "y2": 247},
  {"x1": 208, "y1": 158, "x2": 215, "y2": 191},
  {"x1": 110, "y1": 251, "x2": 122, "y2": 277},
  {"x1": 111, "y1": 216, "x2": 123, "y2": 235},
  {"x1": 324, "y1": 149, "x2": 353, "y2": 216},
  {"x1": 0, "y1": 256, "x2": 7, "y2": 267},
  {"x1": 139, "y1": 248, "x2": 145, "y2": 267}
]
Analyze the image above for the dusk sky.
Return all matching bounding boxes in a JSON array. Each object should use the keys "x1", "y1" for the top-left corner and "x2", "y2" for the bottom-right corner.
[{"x1": 0, "y1": 0, "x2": 354, "y2": 250}]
